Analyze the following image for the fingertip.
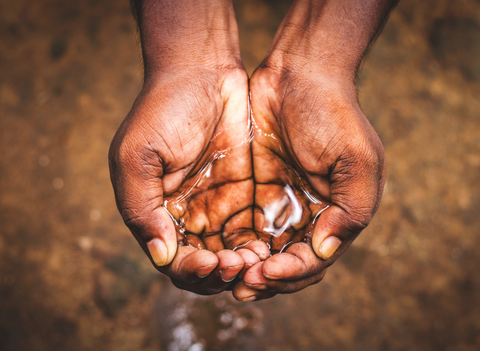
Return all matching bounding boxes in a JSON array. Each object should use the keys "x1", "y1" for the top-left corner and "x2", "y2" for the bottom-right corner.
[
  {"x1": 172, "y1": 247, "x2": 219, "y2": 282},
  {"x1": 312, "y1": 206, "x2": 344, "y2": 260},
  {"x1": 158, "y1": 207, "x2": 178, "y2": 265},
  {"x1": 195, "y1": 263, "x2": 217, "y2": 278},
  {"x1": 316, "y1": 236, "x2": 342, "y2": 260},
  {"x1": 216, "y1": 250, "x2": 244, "y2": 283},
  {"x1": 236, "y1": 248, "x2": 261, "y2": 279},
  {"x1": 236, "y1": 248, "x2": 261, "y2": 267},
  {"x1": 232, "y1": 281, "x2": 276, "y2": 302},
  {"x1": 243, "y1": 262, "x2": 268, "y2": 289},
  {"x1": 262, "y1": 243, "x2": 323, "y2": 280},
  {"x1": 261, "y1": 253, "x2": 305, "y2": 280},
  {"x1": 147, "y1": 238, "x2": 169, "y2": 266},
  {"x1": 190, "y1": 249, "x2": 219, "y2": 278},
  {"x1": 142, "y1": 207, "x2": 179, "y2": 266},
  {"x1": 216, "y1": 249, "x2": 244, "y2": 268},
  {"x1": 312, "y1": 210, "x2": 331, "y2": 252},
  {"x1": 261, "y1": 254, "x2": 286, "y2": 280},
  {"x1": 232, "y1": 282, "x2": 257, "y2": 301},
  {"x1": 243, "y1": 240, "x2": 271, "y2": 260},
  {"x1": 147, "y1": 236, "x2": 177, "y2": 267}
]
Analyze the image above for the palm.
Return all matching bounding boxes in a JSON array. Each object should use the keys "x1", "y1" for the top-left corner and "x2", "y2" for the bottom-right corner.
[
  {"x1": 110, "y1": 69, "x2": 267, "y2": 294},
  {"x1": 250, "y1": 70, "x2": 333, "y2": 253},
  {"x1": 233, "y1": 67, "x2": 385, "y2": 300},
  {"x1": 158, "y1": 74, "x2": 257, "y2": 252}
]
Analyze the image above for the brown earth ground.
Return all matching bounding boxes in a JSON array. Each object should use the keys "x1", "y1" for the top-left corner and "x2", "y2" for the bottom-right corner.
[{"x1": 1, "y1": 0, "x2": 479, "y2": 350}]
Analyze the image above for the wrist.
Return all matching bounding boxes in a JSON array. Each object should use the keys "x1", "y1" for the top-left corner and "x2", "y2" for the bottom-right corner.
[
  {"x1": 136, "y1": 0, "x2": 243, "y2": 78},
  {"x1": 261, "y1": 48, "x2": 359, "y2": 85},
  {"x1": 251, "y1": 61, "x2": 360, "y2": 121},
  {"x1": 256, "y1": 55, "x2": 358, "y2": 100},
  {"x1": 261, "y1": 0, "x2": 398, "y2": 82}
]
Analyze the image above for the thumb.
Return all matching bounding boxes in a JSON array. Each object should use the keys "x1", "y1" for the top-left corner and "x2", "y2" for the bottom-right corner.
[
  {"x1": 137, "y1": 207, "x2": 178, "y2": 267},
  {"x1": 311, "y1": 205, "x2": 365, "y2": 261},
  {"x1": 109, "y1": 136, "x2": 178, "y2": 266},
  {"x1": 311, "y1": 141, "x2": 386, "y2": 261}
]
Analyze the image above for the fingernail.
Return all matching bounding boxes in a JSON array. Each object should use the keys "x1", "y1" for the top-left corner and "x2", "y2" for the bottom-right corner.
[
  {"x1": 195, "y1": 264, "x2": 216, "y2": 278},
  {"x1": 258, "y1": 252, "x2": 270, "y2": 261},
  {"x1": 147, "y1": 239, "x2": 168, "y2": 266},
  {"x1": 240, "y1": 295, "x2": 256, "y2": 302},
  {"x1": 220, "y1": 266, "x2": 242, "y2": 282},
  {"x1": 318, "y1": 236, "x2": 342, "y2": 260}
]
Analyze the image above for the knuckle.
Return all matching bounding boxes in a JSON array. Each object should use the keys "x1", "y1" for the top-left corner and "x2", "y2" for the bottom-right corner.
[
  {"x1": 348, "y1": 136, "x2": 382, "y2": 171},
  {"x1": 113, "y1": 134, "x2": 141, "y2": 167},
  {"x1": 360, "y1": 144, "x2": 380, "y2": 168},
  {"x1": 123, "y1": 212, "x2": 150, "y2": 234},
  {"x1": 343, "y1": 207, "x2": 372, "y2": 231}
]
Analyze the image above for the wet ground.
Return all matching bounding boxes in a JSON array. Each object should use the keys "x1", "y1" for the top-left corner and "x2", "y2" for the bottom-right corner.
[{"x1": 1, "y1": 0, "x2": 480, "y2": 350}]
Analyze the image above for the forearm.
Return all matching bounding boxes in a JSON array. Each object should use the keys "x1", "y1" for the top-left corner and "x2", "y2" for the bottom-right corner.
[
  {"x1": 133, "y1": 0, "x2": 242, "y2": 79},
  {"x1": 264, "y1": 0, "x2": 399, "y2": 80}
]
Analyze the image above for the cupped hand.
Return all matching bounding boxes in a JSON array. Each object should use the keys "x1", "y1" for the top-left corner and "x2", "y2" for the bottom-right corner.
[
  {"x1": 109, "y1": 67, "x2": 269, "y2": 295},
  {"x1": 234, "y1": 65, "x2": 386, "y2": 301}
]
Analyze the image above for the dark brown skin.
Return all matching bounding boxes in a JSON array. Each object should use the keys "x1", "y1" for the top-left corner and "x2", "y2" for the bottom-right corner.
[
  {"x1": 109, "y1": 0, "x2": 397, "y2": 300},
  {"x1": 109, "y1": 0, "x2": 270, "y2": 295},
  {"x1": 234, "y1": 0, "x2": 395, "y2": 301}
]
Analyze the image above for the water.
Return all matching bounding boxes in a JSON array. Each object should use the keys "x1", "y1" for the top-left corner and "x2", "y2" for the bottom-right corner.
[
  {"x1": 162, "y1": 99, "x2": 329, "y2": 255},
  {"x1": 155, "y1": 284, "x2": 265, "y2": 351}
]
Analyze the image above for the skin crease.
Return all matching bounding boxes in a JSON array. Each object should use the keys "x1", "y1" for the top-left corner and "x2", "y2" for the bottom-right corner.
[{"x1": 109, "y1": 0, "x2": 397, "y2": 300}]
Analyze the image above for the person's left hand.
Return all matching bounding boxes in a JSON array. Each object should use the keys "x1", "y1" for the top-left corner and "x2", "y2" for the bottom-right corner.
[{"x1": 233, "y1": 62, "x2": 386, "y2": 301}]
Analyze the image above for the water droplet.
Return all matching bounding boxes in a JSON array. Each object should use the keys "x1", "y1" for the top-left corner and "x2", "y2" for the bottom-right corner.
[
  {"x1": 220, "y1": 312, "x2": 233, "y2": 326},
  {"x1": 52, "y1": 177, "x2": 64, "y2": 189},
  {"x1": 38, "y1": 155, "x2": 50, "y2": 167},
  {"x1": 450, "y1": 247, "x2": 462, "y2": 260},
  {"x1": 89, "y1": 209, "x2": 101, "y2": 221},
  {"x1": 78, "y1": 236, "x2": 92, "y2": 251}
]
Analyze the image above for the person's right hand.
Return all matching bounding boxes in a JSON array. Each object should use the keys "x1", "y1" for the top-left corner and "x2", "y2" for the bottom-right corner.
[
  {"x1": 108, "y1": 0, "x2": 273, "y2": 296},
  {"x1": 108, "y1": 66, "x2": 269, "y2": 295}
]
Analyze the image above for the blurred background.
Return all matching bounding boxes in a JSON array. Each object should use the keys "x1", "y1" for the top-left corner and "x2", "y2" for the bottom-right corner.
[{"x1": 1, "y1": 0, "x2": 479, "y2": 350}]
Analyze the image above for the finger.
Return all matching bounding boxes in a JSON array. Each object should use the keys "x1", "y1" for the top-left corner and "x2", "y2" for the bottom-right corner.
[
  {"x1": 261, "y1": 243, "x2": 324, "y2": 280},
  {"x1": 243, "y1": 260, "x2": 328, "y2": 294},
  {"x1": 232, "y1": 281, "x2": 276, "y2": 302},
  {"x1": 138, "y1": 208, "x2": 177, "y2": 267},
  {"x1": 254, "y1": 207, "x2": 273, "y2": 246},
  {"x1": 170, "y1": 248, "x2": 244, "y2": 295},
  {"x1": 311, "y1": 203, "x2": 375, "y2": 261},
  {"x1": 241, "y1": 240, "x2": 271, "y2": 261},
  {"x1": 310, "y1": 137, "x2": 386, "y2": 260},
  {"x1": 222, "y1": 209, "x2": 259, "y2": 250},
  {"x1": 265, "y1": 242, "x2": 338, "y2": 280},
  {"x1": 202, "y1": 234, "x2": 226, "y2": 253},
  {"x1": 259, "y1": 269, "x2": 327, "y2": 294},
  {"x1": 165, "y1": 246, "x2": 218, "y2": 283},
  {"x1": 235, "y1": 248, "x2": 261, "y2": 279},
  {"x1": 184, "y1": 234, "x2": 207, "y2": 250},
  {"x1": 109, "y1": 141, "x2": 177, "y2": 266},
  {"x1": 242, "y1": 262, "x2": 269, "y2": 290},
  {"x1": 200, "y1": 249, "x2": 244, "y2": 293}
]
